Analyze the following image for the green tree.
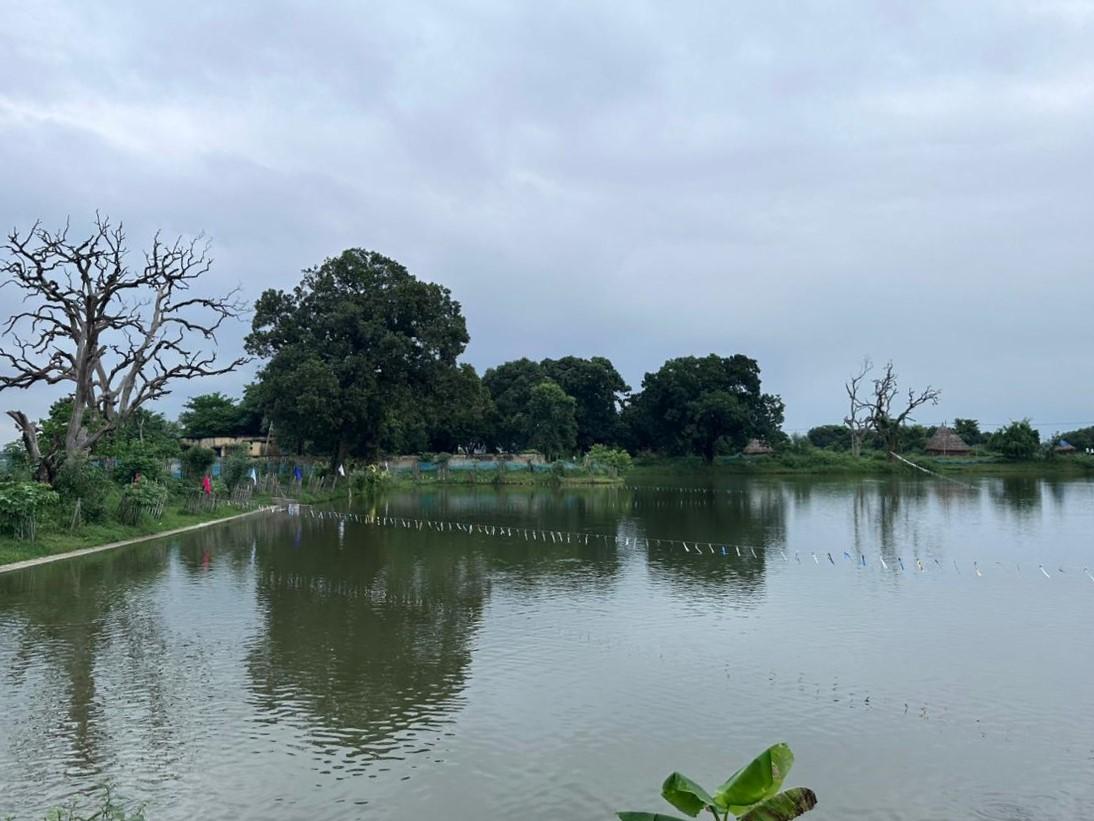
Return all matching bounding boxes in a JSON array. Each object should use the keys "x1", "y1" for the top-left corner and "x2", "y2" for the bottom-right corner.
[
  {"x1": 427, "y1": 364, "x2": 497, "y2": 454},
  {"x1": 1055, "y1": 425, "x2": 1093, "y2": 451},
  {"x1": 897, "y1": 424, "x2": 931, "y2": 453},
  {"x1": 482, "y1": 358, "x2": 546, "y2": 450},
  {"x1": 541, "y1": 356, "x2": 630, "y2": 451},
  {"x1": 953, "y1": 418, "x2": 984, "y2": 446},
  {"x1": 687, "y1": 390, "x2": 750, "y2": 462},
  {"x1": 28, "y1": 399, "x2": 178, "y2": 483},
  {"x1": 247, "y1": 349, "x2": 340, "y2": 455},
  {"x1": 806, "y1": 424, "x2": 851, "y2": 450},
  {"x1": 179, "y1": 393, "x2": 259, "y2": 438},
  {"x1": 221, "y1": 446, "x2": 252, "y2": 491},
  {"x1": 989, "y1": 419, "x2": 1040, "y2": 460},
  {"x1": 247, "y1": 249, "x2": 468, "y2": 464},
  {"x1": 625, "y1": 354, "x2": 784, "y2": 462},
  {"x1": 98, "y1": 408, "x2": 181, "y2": 471},
  {"x1": 526, "y1": 380, "x2": 577, "y2": 461}
]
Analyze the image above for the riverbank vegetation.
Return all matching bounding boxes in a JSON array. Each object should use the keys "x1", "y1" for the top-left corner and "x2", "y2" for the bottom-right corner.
[
  {"x1": 1, "y1": 217, "x2": 1089, "y2": 523},
  {"x1": 0, "y1": 415, "x2": 342, "y2": 566}
]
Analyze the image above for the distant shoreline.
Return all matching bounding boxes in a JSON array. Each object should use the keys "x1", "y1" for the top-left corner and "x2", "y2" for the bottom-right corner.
[
  {"x1": 0, "y1": 506, "x2": 277, "y2": 576},
  {"x1": 630, "y1": 453, "x2": 1094, "y2": 478}
]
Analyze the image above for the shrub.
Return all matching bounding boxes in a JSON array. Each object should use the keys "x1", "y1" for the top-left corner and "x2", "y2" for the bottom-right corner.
[
  {"x1": 1, "y1": 441, "x2": 31, "y2": 479},
  {"x1": 180, "y1": 446, "x2": 216, "y2": 480},
  {"x1": 0, "y1": 480, "x2": 60, "y2": 540},
  {"x1": 110, "y1": 441, "x2": 165, "y2": 484},
  {"x1": 584, "y1": 444, "x2": 633, "y2": 476},
  {"x1": 53, "y1": 457, "x2": 111, "y2": 523},
  {"x1": 117, "y1": 479, "x2": 169, "y2": 525},
  {"x1": 350, "y1": 464, "x2": 389, "y2": 493},
  {"x1": 221, "y1": 446, "x2": 251, "y2": 491},
  {"x1": 989, "y1": 419, "x2": 1040, "y2": 461}
]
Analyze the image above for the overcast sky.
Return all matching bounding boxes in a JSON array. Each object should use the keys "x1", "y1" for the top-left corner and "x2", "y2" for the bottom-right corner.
[{"x1": 2, "y1": 0, "x2": 1093, "y2": 437}]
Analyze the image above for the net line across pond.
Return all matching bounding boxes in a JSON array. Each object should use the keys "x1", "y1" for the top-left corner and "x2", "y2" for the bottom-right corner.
[{"x1": 282, "y1": 506, "x2": 1094, "y2": 585}]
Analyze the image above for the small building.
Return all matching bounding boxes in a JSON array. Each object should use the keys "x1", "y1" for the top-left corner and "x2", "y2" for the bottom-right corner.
[
  {"x1": 1054, "y1": 439, "x2": 1078, "y2": 455},
  {"x1": 742, "y1": 438, "x2": 774, "y2": 456},
  {"x1": 180, "y1": 435, "x2": 276, "y2": 458},
  {"x1": 925, "y1": 425, "x2": 971, "y2": 456}
]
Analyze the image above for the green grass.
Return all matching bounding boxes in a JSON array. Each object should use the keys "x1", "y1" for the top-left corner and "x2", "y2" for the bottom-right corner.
[
  {"x1": 0, "y1": 487, "x2": 345, "y2": 568},
  {"x1": 0, "y1": 501, "x2": 259, "y2": 567}
]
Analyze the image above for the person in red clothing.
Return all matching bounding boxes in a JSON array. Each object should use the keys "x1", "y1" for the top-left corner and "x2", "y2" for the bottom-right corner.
[{"x1": 201, "y1": 473, "x2": 212, "y2": 495}]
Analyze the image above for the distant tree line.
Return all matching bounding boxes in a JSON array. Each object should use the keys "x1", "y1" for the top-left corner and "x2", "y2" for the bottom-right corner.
[
  {"x1": 2, "y1": 221, "x2": 1080, "y2": 480},
  {"x1": 163, "y1": 248, "x2": 782, "y2": 466},
  {"x1": 804, "y1": 416, "x2": 1067, "y2": 461}
]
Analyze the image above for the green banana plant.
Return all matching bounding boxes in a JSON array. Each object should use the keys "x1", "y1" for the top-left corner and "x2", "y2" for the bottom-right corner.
[{"x1": 617, "y1": 742, "x2": 817, "y2": 821}]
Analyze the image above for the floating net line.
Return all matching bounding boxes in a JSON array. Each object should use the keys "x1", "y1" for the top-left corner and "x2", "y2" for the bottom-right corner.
[{"x1": 280, "y1": 506, "x2": 1094, "y2": 584}]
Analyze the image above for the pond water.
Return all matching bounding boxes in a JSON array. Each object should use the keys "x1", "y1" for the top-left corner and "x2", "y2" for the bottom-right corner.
[{"x1": 1, "y1": 476, "x2": 1093, "y2": 820}]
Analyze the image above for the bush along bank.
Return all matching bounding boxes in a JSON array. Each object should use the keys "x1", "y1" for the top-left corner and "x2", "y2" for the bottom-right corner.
[
  {"x1": 377, "y1": 447, "x2": 633, "y2": 486},
  {"x1": 0, "y1": 459, "x2": 347, "y2": 568}
]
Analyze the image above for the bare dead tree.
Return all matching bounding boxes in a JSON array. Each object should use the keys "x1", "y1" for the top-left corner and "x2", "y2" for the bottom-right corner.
[
  {"x1": 1, "y1": 216, "x2": 248, "y2": 482},
  {"x1": 864, "y1": 361, "x2": 941, "y2": 455},
  {"x1": 843, "y1": 357, "x2": 873, "y2": 457}
]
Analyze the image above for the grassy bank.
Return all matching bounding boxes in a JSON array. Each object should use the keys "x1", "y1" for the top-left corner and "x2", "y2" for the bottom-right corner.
[
  {"x1": 632, "y1": 451, "x2": 1094, "y2": 478},
  {"x1": 0, "y1": 487, "x2": 342, "y2": 568}
]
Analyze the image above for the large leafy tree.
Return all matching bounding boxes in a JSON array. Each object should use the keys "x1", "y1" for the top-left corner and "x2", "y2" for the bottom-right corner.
[
  {"x1": 427, "y1": 364, "x2": 497, "y2": 454},
  {"x1": 541, "y1": 356, "x2": 629, "y2": 451},
  {"x1": 625, "y1": 354, "x2": 784, "y2": 462},
  {"x1": 246, "y1": 249, "x2": 468, "y2": 463},
  {"x1": 482, "y1": 358, "x2": 546, "y2": 450},
  {"x1": 527, "y1": 380, "x2": 578, "y2": 460}
]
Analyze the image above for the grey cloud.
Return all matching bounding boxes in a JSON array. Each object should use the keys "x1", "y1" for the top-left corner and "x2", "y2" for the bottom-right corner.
[{"x1": 2, "y1": 0, "x2": 1093, "y2": 438}]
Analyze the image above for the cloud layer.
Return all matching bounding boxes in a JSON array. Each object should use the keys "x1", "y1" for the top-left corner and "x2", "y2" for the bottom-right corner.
[{"x1": 2, "y1": 0, "x2": 1093, "y2": 435}]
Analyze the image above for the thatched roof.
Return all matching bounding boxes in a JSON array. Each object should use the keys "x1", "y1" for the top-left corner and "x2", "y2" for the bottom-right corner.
[
  {"x1": 743, "y1": 438, "x2": 774, "y2": 455},
  {"x1": 925, "y1": 425, "x2": 970, "y2": 454},
  {"x1": 1055, "y1": 440, "x2": 1077, "y2": 453}
]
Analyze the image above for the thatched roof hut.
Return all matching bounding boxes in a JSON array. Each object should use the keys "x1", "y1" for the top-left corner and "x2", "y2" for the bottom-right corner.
[
  {"x1": 1054, "y1": 439, "x2": 1077, "y2": 455},
  {"x1": 742, "y1": 438, "x2": 774, "y2": 456},
  {"x1": 925, "y1": 425, "x2": 971, "y2": 456}
]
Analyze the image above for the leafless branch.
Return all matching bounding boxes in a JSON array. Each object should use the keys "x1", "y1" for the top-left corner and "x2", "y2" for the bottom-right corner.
[{"x1": 1, "y1": 216, "x2": 250, "y2": 474}]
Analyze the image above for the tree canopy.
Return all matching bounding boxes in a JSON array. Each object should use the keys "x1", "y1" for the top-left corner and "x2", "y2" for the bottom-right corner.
[
  {"x1": 989, "y1": 419, "x2": 1040, "y2": 460},
  {"x1": 426, "y1": 364, "x2": 497, "y2": 454},
  {"x1": 526, "y1": 380, "x2": 578, "y2": 461},
  {"x1": 179, "y1": 393, "x2": 263, "y2": 439},
  {"x1": 807, "y1": 424, "x2": 851, "y2": 450},
  {"x1": 953, "y1": 418, "x2": 984, "y2": 446},
  {"x1": 246, "y1": 249, "x2": 468, "y2": 463},
  {"x1": 625, "y1": 354, "x2": 784, "y2": 462},
  {"x1": 1055, "y1": 425, "x2": 1093, "y2": 451},
  {"x1": 541, "y1": 356, "x2": 629, "y2": 451},
  {"x1": 482, "y1": 355, "x2": 629, "y2": 453},
  {"x1": 482, "y1": 358, "x2": 545, "y2": 451}
]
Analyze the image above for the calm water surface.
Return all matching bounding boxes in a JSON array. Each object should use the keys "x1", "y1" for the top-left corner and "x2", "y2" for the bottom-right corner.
[{"x1": 2, "y1": 476, "x2": 1093, "y2": 820}]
